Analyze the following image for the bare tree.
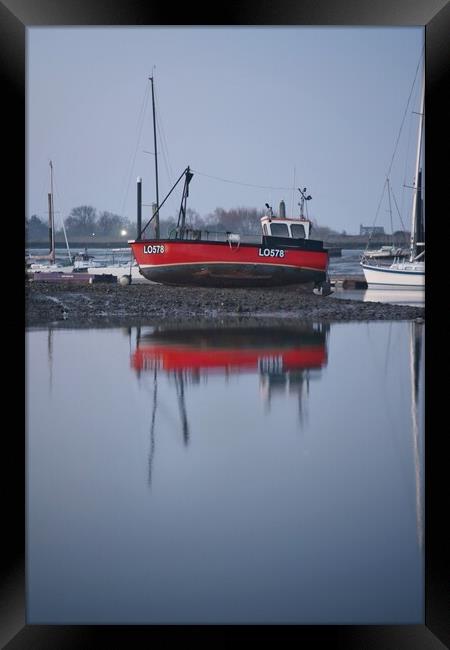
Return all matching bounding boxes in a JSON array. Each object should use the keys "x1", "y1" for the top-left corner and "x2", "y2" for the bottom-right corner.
[{"x1": 65, "y1": 206, "x2": 97, "y2": 235}]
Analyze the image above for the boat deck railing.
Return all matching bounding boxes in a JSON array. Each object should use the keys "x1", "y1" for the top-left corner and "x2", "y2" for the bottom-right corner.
[{"x1": 169, "y1": 228, "x2": 260, "y2": 245}]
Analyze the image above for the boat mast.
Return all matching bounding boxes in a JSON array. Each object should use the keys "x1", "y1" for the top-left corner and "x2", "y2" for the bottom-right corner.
[
  {"x1": 149, "y1": 75, "x2": 160, "y2": 239},
  {"x1": 387, "y1": 178, "x2": 394, "y2": 244},
  {"x1": 49, "y1": 160, "x2": 55, "y2": 264},
  {"x1": 409, "y1": 73, "x2": 425, "y2": 262}
]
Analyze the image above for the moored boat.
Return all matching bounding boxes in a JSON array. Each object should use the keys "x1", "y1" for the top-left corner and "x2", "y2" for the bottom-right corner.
[
  {"x1": 362, "y1": 244, "x2": 409, "y2": 261},
  {"x1": 361, "y1": 64, "x2": 425, "y2": 289},
  {"x1": 128, "y1": 74, "x2": 329, "y2": 290},
  {"x1": 360, "y1": 258, "x2": 424, "y2": 288},
  {"x1": 130, "y1": 169, "x2": 329, "y2": 289}
]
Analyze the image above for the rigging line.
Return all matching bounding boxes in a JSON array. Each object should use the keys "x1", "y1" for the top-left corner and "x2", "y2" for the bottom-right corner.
[
  {"x1": 385, "y1": 46, "x2": 424, "y2": 182},
  {"x1": 191, "y1": 169, "x2": 295, "y2": 191},
  {"x1": 154, "y1": 89, "x2": 174, "y2": 185},
  {"x1": 50, "y1": 170, "x2": 73, "y2": 262},
  {"x1": 390, "y1": 187, "x2": 409, "y2": 239},
  {"x1": 367, "y1": 47, "x2": 424, "y2": 241},
  {"x1": 51, "y1": 175, "x2": 70, "y2": 257},
  {"x1": 156, "y1": 117, "x2": 172, "y2": 185},
  {"x1": 154, "y1": 86, "x2": 179, "y2": 217},
  {"x1": 401, "y1": 95, "x2": 416, "y2": 221},
  {"x1": 36, "y1": 161, "x2": 49, "y2": 216},
  {"x1": 365, "y1": 179, "x2": 388, "y2": 251},
  {"x1": 156, "y1": 116, "x2": 174, "y2": 207},
  {"x1": 120, "y1": 82, "x2": 151, "y2": 219}
]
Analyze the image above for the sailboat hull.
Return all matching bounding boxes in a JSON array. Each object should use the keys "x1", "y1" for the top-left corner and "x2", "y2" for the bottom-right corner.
[
  {"x1": 361, "y1": 261, "x2": 425, "y2": 288},
  {"x1": 131, "y1": 239, "x2": 328, "y2": 288}
]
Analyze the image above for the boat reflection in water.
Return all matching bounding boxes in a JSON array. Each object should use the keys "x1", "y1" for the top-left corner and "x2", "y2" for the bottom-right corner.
[
  {"x1": 131, "y1": 323, "x2": 329, "y2": 485},
  {"x1": 363, "y1": 287, "x2": 424, "y2": 308}
]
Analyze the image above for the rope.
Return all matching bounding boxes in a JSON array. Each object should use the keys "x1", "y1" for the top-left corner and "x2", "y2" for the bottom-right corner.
[
  {"x1": 390, "y1": 187, "x2": 409, "y2": 247},
  {"x1": 154, "y1": 88, "x2": 174, "y2": 186},
  {"x1": 119, "y1": 81, "x2": 151, "y2": 219},
  {"x1": 365, "y1": 46, "x2": 424, "y2": 253},
  {"x1": 191, "y1": 169, "x2": 295, "y2": 192}
]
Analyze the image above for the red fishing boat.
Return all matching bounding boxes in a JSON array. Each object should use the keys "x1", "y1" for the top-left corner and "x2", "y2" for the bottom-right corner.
[
  {"x1": 129, "y1": 77, "x2": 329, "y2": 289},
  {"x1": 130, "y1": 167, "x2": 329, "y2": 288}
]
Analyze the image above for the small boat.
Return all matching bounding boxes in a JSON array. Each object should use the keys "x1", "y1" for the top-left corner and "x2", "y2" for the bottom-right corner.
[
  {"x1": 361, "y1": 67, "x2": 425, "y2": 289},
  {"x1": 26, "y1": 161, "x2": 74, "y2": 273},
  {"x1": 72, "y1": 249, "x2": 97, "y2": 271},
  {"x1": 362, "y1": 244, "x2": 409, "y2": 261},
  {"x1": 360, "y1": 257, "x2": 425, "y2": 288}
]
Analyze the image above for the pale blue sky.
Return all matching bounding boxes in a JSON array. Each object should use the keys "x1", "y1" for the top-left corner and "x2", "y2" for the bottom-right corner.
[{"x1": 27, "y1": 26, "x2": 423, "y2": 234}]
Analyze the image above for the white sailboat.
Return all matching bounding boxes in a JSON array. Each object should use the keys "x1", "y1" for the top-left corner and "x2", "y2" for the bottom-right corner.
[
  {"x1": 26, "y1": 161, "x2": 74, "y2": 272},
  {"x1": 361, "y1": 72, "x2": 425, "y2": 289}
]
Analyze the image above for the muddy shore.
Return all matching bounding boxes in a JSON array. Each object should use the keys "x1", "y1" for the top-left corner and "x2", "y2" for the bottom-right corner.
[{"x1": 25, "y1": 280, "x2": 425, "y2": 328}]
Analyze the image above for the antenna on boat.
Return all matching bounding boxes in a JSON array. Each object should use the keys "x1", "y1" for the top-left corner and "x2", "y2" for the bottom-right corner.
[
  {"x1": 149, "y1": 73, "x2": 160, "y2": 239},
  {"x1": 265, "y1": 203, "x2": 273, "y2": 217},
  {"x1": 297, "y1": 187, "x2": 312, "y2": 219}
]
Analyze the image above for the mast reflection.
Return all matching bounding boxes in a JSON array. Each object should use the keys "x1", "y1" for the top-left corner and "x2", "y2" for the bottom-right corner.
[{"x1": 410, "y1": 319, "x2": 424, "y2": 549}]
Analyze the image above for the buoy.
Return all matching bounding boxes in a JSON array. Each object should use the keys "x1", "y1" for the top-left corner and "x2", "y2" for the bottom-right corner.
[{"x1": 119, "y1": 275, "x2": 131, "y2": 286}]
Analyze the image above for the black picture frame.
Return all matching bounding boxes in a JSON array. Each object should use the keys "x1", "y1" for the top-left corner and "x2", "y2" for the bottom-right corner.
[{"x1": 9, "y1": 1, "x2": 448, "y2": 647}]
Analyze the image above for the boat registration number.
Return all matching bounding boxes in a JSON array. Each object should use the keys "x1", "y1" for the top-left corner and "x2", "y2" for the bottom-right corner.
[
  {"x1": 143, "y1": 245, "x2": 165, "y2": 254},
  {"x1": 258, "y1": 248, "x2": 285, "y2": 258}
]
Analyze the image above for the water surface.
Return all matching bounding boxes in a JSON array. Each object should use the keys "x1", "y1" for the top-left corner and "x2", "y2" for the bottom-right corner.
[{"x1": 26, "y1": 320, "x2": 424, "y2": 624}]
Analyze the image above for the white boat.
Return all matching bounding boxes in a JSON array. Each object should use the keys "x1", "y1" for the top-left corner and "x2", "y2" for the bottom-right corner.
[
  {"x1": 26, "y1": 161, "x2": 74, "y2": 273},
  {"x1": 362, "y1": 244, "x2": 409, "y2": 261},
  {"x1": 82, "y1": 248, "x2": 145, "y2": 283},
  {"x1": 361, "y1": 67, "x2": 425, "y2": 289},
  {"x1": 361, "y1": 258, "x2": 425, "y2": 288},
  {"x1": 86, "y1": 260, "x2": 144, "y2": 284}
]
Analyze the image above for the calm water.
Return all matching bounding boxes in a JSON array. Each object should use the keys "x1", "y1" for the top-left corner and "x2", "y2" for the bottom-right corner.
[{"x1": 26, "y1": 320, "x2": 424, "y2": 624}]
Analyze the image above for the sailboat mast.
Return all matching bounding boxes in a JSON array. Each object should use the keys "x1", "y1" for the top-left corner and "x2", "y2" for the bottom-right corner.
[
  {"x1": 149, "y1": 75, "x2": 160, "y2": 239},
  {"x1": 409, "y1": 73, "x2": 425, "y2": 262},
  {"x1": 49, "y1": 160, "x2": 55, "y2": 264}
]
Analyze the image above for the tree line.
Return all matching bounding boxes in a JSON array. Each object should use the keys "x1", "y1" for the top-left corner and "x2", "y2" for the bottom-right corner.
[
  {"x1": 26, "y1": 204, "x2": 342, "y2": 241},
  {"x1": 26, "y1": 206, "x2": 136, "y2": 240}
]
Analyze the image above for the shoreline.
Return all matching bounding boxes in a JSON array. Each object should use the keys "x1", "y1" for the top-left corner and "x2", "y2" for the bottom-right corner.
[{"x1": 25, "y1": 281, "x2": 425, "y2": 329}]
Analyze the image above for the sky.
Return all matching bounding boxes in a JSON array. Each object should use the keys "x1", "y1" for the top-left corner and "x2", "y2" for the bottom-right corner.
[{"x1": 27, "y1": 26, "x2": 424, "y2": 235}]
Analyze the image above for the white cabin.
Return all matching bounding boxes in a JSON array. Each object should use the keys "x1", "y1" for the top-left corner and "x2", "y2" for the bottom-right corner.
[{"x1": 260, "y1": 214, "x2": 313, "y2": 240}]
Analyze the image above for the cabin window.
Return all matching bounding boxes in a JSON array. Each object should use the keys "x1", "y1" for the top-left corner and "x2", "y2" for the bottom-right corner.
[
  {"x1": 290, "y1": 224, "x2": 306, "y2": 239},
  {"x1": 270, "y1": 223, "x2": 290, "y2": 237}
]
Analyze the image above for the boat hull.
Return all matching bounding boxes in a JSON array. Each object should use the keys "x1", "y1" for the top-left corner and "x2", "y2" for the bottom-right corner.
[
  {"x1": 361, "y1": 261, "x2": 425, "y2": 288},
  {"x1": 130, "y1": 239, "x2": 328, "y2": 288}
]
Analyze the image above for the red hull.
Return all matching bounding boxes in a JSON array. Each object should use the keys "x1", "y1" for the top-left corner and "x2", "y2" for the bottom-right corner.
[{"x1": 130, "y1": 239, "x2": 328, "y2": 287}]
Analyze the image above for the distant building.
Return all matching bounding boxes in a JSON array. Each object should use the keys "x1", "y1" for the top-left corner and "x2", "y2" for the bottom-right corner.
[{"x1": 360, "y1": 225, "x2": 385, "y2": 236}]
